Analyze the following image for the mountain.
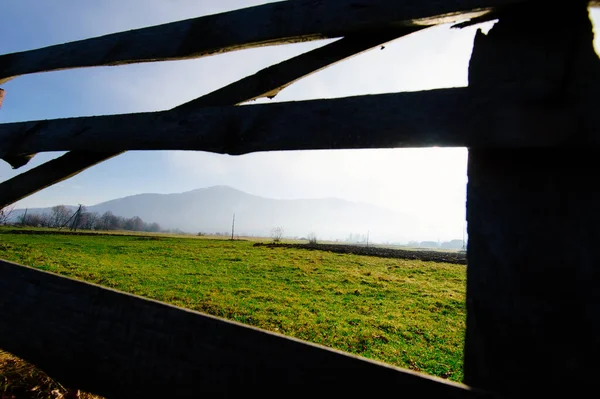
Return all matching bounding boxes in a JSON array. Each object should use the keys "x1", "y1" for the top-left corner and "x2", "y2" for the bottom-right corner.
[{"x1": 11, "y1": 186, "x2": 419, "y2": 242}]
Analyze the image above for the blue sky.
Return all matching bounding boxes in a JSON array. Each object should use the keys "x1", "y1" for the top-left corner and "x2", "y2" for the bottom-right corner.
[{"x1": 1, "y1": 1, "x2": 598, "y2": 241}]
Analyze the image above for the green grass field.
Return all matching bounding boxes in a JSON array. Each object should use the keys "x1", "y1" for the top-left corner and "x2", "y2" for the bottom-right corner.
[{"x1": 0, "y1": 229, "x2": 467, "y2": 382}]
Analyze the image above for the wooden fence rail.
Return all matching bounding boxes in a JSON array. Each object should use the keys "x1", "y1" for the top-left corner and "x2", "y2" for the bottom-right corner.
[
  {"x1": 0, "y1": 259, "x2": 498, "y2": 399},
  {"x1": 0, "y1": 29, "x2": 416, "y2": 207},
  {"x1": 2, "y1": 87, "x2": 595, "y2": 159},
  {"x1": 2, "y1": 0, "x2": 600, "y2": 397},
  {"x1": 0, "y1": 0, "x2": 525, "y2": 84}
]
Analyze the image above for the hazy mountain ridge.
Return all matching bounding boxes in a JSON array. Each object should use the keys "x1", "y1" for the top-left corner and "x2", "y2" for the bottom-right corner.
[{"x1": 11, "y1": 186, "x2": 425, "y2": 243}]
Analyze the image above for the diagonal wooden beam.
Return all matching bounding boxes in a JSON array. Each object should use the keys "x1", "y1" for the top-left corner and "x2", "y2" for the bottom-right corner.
[
  {"x1": 0, "y1": 151, "x2": 121, "y2": 207},
  {"x1": 176, "y1": 29, "x2": 419, "y2": 109},
  {"x1": 0, "y1": 30, "x2": 416, "y2": 208},
  {"x1": 0, "y1": 0, "x2": 529, "y2": 84}
]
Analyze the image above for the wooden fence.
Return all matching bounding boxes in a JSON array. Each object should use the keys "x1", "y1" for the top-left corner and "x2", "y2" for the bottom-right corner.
[{"x1": 1, "y1": 0, "x2": 599, "y2": 397}]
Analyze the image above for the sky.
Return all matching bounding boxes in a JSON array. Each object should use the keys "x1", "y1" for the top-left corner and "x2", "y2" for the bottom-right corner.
[{"x1": 1, "y1": 1, "x2": 599, "y2": 242}]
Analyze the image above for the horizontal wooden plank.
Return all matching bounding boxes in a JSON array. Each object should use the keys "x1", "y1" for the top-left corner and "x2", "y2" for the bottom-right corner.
[
  {"x1": 0, "y1": 88, "x2": 35, "y2": 168},
  {"x1": 0, "y1": 87, "x2": 591, "y2": 162},
  {"x1": 0, "y1": 259, "x2": 497, "y2": 398},
  {"x1": 0, "y1": 31, "x2": 412, "y2": 208},
  {"x1": 0, "y1": 89, "x2": 464, "y2": 156},
  {"x1": 0, "y1": 0, "x2": 529, "y2": 83}
]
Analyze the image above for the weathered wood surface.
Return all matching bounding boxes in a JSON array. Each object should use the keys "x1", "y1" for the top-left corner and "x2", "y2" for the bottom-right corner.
[
  {"x1": 0, "y1": 151, "x2": 120, "y2": 207},
  {"x1": 0, "y1": 89, "x2": 466, "y2": 157},
  {"x1": 0, "y1": 0, "x2": 532, "y2": 83},
  {"x1": 464, "y1": 2, "x2": 600, "y2": 397},
  {"x1": 1, "y1": 86, "x2": 594, "y2": 161},
  {"x1": 0, "y1": 259, "x2": 499, "y2": 398},
  {"x1": 175, "y1": 29, "x2": 420, "y2": 110},
  {"x1": 0, "y1": 30, "x2": 412, "y2": 207}
]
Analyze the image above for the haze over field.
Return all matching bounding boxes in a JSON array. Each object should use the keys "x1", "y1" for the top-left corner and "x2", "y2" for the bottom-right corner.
[{"x1": 10, "y1": 186, "x2": 464, "y2": 244}]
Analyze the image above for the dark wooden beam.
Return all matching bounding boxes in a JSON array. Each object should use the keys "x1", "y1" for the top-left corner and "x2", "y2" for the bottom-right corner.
[
  {"x1": 174, "y1": 29, "x2": 420, "y2": 110},
  {"x1": 0, "y1": 0, "x2": 530, "y2": 83},
  {"x1": 1, "y1": 85, "x2": 593, "y2": 160},
  {"x1": 0, "y1": 30, "x2": 414, "y2": 208},
  {"x1": 464, "y1": 2, "x2": 600, "y2": 397},
  {"x1": 0, "y1": 88, "x2": 34, "y2": 168},
  {"x1": 0, "y1": 259, "x2": 499, "y2": 399},
  {"x1": 0, "y1": 89, "x2": 464, "y2": 156},
  {"x1": 0, "y1": 151, "x2": 120, "y2": 207}
]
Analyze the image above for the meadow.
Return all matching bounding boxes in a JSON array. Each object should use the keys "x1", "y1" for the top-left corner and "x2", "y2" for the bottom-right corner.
[{"x1": 0, "y1": 228, "x2": 467, "y2": 391}]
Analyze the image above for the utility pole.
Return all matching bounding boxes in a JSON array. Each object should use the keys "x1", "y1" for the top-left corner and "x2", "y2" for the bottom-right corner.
[
  {"x1": 70, "y1": 205, "x2": 83, "y2": 231},
  {"x1": 61, "y1": 205, "x2": 82, "y2": 231},
  {"x1": 21, "y1": 208, "x2": 28, "y2": 226},
  {"x1": 231, "y1": 213, "x2": 235, "y2": 241}
]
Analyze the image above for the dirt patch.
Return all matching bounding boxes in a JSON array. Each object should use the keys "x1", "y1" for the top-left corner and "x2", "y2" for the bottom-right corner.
[
  {"x1": 253, "y1": 242, "x2": 466, "y2": 265},
  {"x1": 0, "y1": 350, "x2": 103, "y2": 399}
]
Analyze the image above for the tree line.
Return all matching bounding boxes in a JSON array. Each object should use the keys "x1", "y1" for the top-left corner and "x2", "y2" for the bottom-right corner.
[{"x1": 14, "y1": 205, "x2": 162, "y2": 233}]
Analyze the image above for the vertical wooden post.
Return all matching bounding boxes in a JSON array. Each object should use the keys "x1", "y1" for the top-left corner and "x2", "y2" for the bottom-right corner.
[{"x1": 465, "y1": 2, "x2": 600, "y2": 397}]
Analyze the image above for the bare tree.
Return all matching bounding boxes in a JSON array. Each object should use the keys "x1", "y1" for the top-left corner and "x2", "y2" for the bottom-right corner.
[
  {"x1": 51, "y1": 205, "x2": 72, "y2": 228},
  {"x1": 307, "y1": 232, "x2": 318, "y2": 245},
  {"x1": 21, "y1": 213, "x2": 45, "y2": 227},
  {"x1": 124, "y1": 216, "x2": 144, "y2": 232},
  {"x1": 38, "y1": 213, "x2": 52, "y2": 227},
  {"x1": 0, "y1": 205, "x2": 14, "y2": 225},
  {"x1": 271, "y1": 226, "x2": 284, "y2": 243},
  {"x1": 79, "y1": 212, "x2": 99, "y2": 230},
  {"x1": 99, "y1": 211, "x2": 121, "y2": 230},
  {"x1": 147, "y1": 222, "x2": 162, "y2": 233}
]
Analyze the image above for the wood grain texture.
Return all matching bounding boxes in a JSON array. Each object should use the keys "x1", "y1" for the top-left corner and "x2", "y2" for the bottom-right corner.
[
  {"x1": 0, "y1": 89, "x2": 34, "y2": 168},
  {"x1": 175, "y1": 29, "x2": 420, "y2": 109},
  {"x1": 1, "y1": 86, "x2": 594, "y2": 160},
  {"x1": 464, "y1": 2, "x2": 600, "y2": 397},
  {"x1": 0, "y1": 151, "x2": 120, "y2": 208},
  {"x1": 0, "y1": 89, "x2": 466, "y2": 156},
  {"x1": 0, "y1": 30, "x2": 413, "y2": 208},
  {"x1": 0, "y1": 259, "x2": 500, "y2": 399},
  {"x1": 0, "y1": 0, "x2": 529, "y2": 83}
]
